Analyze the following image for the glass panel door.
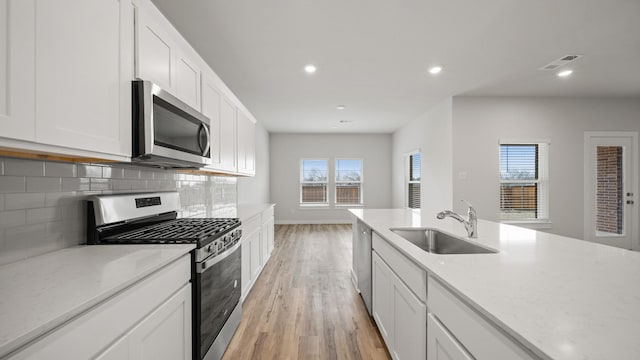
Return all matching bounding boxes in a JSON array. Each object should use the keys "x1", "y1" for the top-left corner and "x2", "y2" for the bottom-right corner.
[{"x1": 585, "y1": 133, "x2": 638, "y2": 250}]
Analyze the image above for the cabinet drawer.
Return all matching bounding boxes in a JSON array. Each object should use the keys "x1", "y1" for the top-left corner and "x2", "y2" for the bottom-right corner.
[
  {"x1": 9, "y1": 255, "x2": 191, "y2": 360},
  {"x1": 428, "y1": 277, "x2": 535, "y2": 360},
  {"x1": 372, "y1": 232, "x2": 426, "y2": 302},
  {"x1": 241, "y1": 214, "x2": 261, "y2": 235},
  {"x1": 427, "y1": 314, "x2": 473, "y2": 360}
]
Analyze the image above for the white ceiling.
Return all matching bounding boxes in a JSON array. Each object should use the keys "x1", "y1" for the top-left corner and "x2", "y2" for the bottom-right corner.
[{"x1": 151, "y1": 0, "x2": 640, "y2": 134}]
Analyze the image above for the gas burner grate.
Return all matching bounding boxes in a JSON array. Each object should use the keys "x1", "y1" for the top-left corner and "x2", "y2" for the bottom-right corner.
[{"x1": 105, "y1": 218, "x2": 240, "y2": 243}]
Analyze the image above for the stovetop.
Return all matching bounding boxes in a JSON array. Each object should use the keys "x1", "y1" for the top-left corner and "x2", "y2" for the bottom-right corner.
[{"x1": 103, "y1": 218, "x2": 240, "y2": 246}]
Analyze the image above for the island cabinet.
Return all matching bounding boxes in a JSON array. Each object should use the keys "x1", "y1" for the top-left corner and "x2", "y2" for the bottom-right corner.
[
  {"x1": 0, "y1": 0, "x2": 133, "y2": 161},
  {"x1": 427, "y1": 277, "x2": 536, "y2": 360},
  {"x1": 8, "y1": 255, "x2": 192, "y2": 360},
  {"x1": 372, "y1": 232, "x2": 427, "y2": 360}
]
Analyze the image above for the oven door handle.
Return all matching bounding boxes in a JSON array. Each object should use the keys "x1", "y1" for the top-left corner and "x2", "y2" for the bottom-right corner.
[{"x1": 197, "y1": 239, "x2": 241, "y2": 274}]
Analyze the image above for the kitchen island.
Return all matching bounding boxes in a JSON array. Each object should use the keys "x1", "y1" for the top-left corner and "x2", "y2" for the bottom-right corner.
[{"x1": 350, "y1": 208, "x2": 640, "y2": 360}]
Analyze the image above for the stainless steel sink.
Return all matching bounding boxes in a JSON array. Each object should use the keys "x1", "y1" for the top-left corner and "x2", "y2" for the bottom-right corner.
[{"x1": 389, "y1": 228, "x2": 497, "y2": 254}]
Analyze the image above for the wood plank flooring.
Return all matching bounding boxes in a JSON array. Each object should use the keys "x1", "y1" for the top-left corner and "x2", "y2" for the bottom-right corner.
[{"x1": 223, "y1": 224, "x2": 390, "y2": 360}]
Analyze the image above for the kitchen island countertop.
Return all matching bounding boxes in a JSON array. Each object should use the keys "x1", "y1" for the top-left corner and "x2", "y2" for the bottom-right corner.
[{"x1": 350, "y1": 208, "x2": 640, "y2": 360}]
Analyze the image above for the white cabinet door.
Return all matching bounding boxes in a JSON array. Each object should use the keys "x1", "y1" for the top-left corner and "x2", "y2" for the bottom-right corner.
[
  {"x1": 0, "y1": 0, "x2": 35, "y2": 141},
  {"x1": 249, "y1": 230, "x2": 261, "y2": 280},
  {"x1": 427, "y1": 314, "x2": 473, "y2": 360},
  {"x1": 201, "y1": 72, "x2": 222, "y2": 167},
  {"x1": 266, "y1": 217, "x2": 275, "y2": 255},
  {"x1": 241, "y1": 236, "x2": 251, "y2": 299},
  {"x1": 34, "y1": 0, "x2": 131, "y2": 156},
  {"x1": 95, "y1": 336, "x2": 130, "y2": 360},
  {"x1": 134, "y1": 0, "x2": 174, "y2": 90},
  {"x1": 373, "y1": 251, "x2": 427, "y2": 360},
  {"x1": 392, "y1": 271, "x2": 427, "y2": 360},
  {"x1": 372, "y1": 252, "x2": 393, "y2": 346},
  {"x1": 175, "y1": 50, "x2": 201, "y2": 110},
  {"x1": 261, "y1": 222, "x2": 269, "y2": 264},
  {"x1": 236, "y1": 110, "x2": 256, "y2": 175},
  {"x1": 218, "y1": 95, "x2": 237, "y2": 172},
  {"x1": 129, "y1": 284, "x2": 192, "y2": 360}
]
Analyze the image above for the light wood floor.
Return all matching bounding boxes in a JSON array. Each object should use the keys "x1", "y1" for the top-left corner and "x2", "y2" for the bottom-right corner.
[{"x1": 223, "y1": 224, "x2": 390, "y2": 360}]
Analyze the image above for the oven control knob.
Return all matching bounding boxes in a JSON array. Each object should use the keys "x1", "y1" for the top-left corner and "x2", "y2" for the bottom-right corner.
[{"x1": 206, "y1": 244, "x2": 213, "y2": 253}]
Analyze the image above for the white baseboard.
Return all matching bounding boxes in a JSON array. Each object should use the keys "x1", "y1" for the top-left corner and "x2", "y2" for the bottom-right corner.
[{"x1": 275, "y1": 219, "x2": 352, "y2": 225}]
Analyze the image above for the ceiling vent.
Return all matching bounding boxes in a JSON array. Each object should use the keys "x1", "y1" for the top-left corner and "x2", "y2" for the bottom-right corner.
[{"x1": 539, "y1": 55, "x2": 582, "y2": 70}]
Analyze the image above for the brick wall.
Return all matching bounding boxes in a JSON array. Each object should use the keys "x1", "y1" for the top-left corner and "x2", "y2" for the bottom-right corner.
[
  {"x1": 596, "y1": 146, "x2": 623, "y2": 234},
  {"x1": 0, "y1": 156, "x2": 237, "y2": 266}
]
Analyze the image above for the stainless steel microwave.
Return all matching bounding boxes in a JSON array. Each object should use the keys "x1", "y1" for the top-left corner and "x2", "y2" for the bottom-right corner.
[{"x1": 132, "y1": 80, "x2": 212, "y2": 168}]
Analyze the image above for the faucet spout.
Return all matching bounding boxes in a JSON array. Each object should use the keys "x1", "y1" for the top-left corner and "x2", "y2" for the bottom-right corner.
[{"x1": 436, "y1": 202, "x2": 477, "y2": 238}]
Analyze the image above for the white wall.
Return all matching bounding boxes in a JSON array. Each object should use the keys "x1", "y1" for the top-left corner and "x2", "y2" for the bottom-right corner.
[
  {"x1": 391, "y1": 98, "x2": 454, "y2": 217},
  {"x1": 270, "y1": 133, "x2": 392, "y2": 223},
  {"x1": 452, "y1": 97, "x2": 640, "y2": 239},
  {"x1": 238, "y1": 122, "x2": 270, "y2": 203}
]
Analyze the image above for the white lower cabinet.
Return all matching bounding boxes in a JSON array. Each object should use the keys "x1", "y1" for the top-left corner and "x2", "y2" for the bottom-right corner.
[
  {"x1": 9, "y1": 255, "x2": 191, "y2": 360},
  {"x1": 427, "y1": 314, "x2": 473, "y2": 360},
  {"x1": 427, "y1": 277, "x2": 535, "y2": 360},
  {"x1": 372, "y1": 251, "x2": 426, "y2": 360},
  {"x1": 240, "y1": 206, "x2": 275, "y2": 301}
]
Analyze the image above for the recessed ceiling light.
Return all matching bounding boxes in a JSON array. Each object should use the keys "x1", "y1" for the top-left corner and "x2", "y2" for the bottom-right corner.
[
  {"x1": 557, "y1": 69, "x2": 573, "y2": 77},
  {"x1": 336, "y1": 105, "x2": 346, "y2": 110},
  {"x1": 304, "y1": 64, "x2": 317, "y2": 73},
  {"x1": 428, "y1": 66, "x2": 443, "y2": 75}
]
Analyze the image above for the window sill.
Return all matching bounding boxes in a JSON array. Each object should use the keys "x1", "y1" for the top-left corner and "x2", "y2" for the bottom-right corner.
[{"x1": 501, "y1": 220, "x2": 553, "y2": 230}]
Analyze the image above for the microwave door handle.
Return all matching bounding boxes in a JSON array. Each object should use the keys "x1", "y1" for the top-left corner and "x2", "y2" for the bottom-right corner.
[{"x1": 201, "y1": 123, "x2": 211, "y2": 156}]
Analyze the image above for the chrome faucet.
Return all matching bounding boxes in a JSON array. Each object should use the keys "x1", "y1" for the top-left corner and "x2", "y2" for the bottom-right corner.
[{"x1": 436, "y1": 201, "x2": 477, "y2": 238}]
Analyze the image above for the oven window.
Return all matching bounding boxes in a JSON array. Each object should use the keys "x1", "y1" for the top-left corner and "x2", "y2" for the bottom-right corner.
[
  {"x1": 153, "y1": 96, "x2": 207, "y2": 156},
  {"x1": 196, "y1": 246, "x2": 241, "y2": 359}
]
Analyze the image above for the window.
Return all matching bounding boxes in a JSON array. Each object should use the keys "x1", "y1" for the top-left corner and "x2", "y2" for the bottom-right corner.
[
  {"x1": 499, "y1": 142, "x2": 549, "y2": 221},
  {"x1": 407, "y1": 151, "x2": 421, "y2": 209},
  {"x1": 335, "y1": 159, "x2": 363, "y2": 205},
  {"x1": 300, "y1": 159, "x2": 328, "y2": 204}
]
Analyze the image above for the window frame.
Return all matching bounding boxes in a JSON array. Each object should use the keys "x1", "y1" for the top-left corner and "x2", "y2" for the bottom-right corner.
[
  {"x1": 334, "y1": 158, "x2": 364, "y2": 206},
  {"x1": 405, "y1": 149, "x2": 421, "y2": 209},
  {"x1": 299, "y1": 158, "x2": 329, "y2": 206},
  {"x1": 499, "y1": 139, "x2": 550, "y2": 225}
]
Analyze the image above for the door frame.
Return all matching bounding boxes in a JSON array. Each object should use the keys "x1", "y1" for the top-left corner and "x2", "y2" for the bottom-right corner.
[{"x1": 583, "y1": 131, "x2": 639, "y2": 250}]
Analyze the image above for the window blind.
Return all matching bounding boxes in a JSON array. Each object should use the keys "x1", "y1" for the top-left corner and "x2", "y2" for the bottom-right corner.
[{"x1": 408, "y1": 153, "x2": 421, "y2": 209}]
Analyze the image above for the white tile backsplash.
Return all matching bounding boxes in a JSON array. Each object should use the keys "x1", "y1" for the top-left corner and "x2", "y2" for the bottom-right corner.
[
  {"x1": 3, "y1": 159, "x2": 45, "y2": 176},
  {"x1": 0, "y1": 156, "x2": 238, "y2": 266},
  {"x1": 0, "y1": 176, "x2": 26, "y2": 193},
  {"x1": 44, "y1": 162, "x2": 77, "y2": 177},
  {"x1": 4, "y1": 193, "x2": 46, "y2": 210},
  {"x1": 26, "y1": 177, "x2": 61, "y2": 193}
]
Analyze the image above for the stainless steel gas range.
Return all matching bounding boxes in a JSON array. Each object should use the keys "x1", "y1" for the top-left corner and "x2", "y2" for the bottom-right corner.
[{"x1": 87, "y1": 191, "x2": 241, "y2": 360}]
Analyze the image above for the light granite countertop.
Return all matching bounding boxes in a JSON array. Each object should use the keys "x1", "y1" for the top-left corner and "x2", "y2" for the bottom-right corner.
[
  {"x1": 350, "y1": 208, "x2": 640, "y2": 360},
  {"x1": 237, "y1": 203, "x2": 275, "y2": 221},
  {"x1": 0, "y1": 244, "x2": 195, "y2": 358}
]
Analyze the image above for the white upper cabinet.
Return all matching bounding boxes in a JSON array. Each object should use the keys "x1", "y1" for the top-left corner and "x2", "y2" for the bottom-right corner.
[
  {"x1": 201, "y1": 71, "x2": 223, "y2": 166},
  {"x1": 134, "y1": 0, "x2": 201, "y2": 111},
  {"x1": 218, "y1": 95, "x2": 238, "y2": 172},
  {"x1": 0, "y1": 0, "x2": 35, "y2": 141},
  {"x1": 134, "y1": 0, "x2": 174, "y2": 90},
  {"x1": 134, "y1": 0, "x2": 256, "y2": 176},
  {"x1": 34, "y1": 0, "x2": 132, "y2": 157},
  {"x1": 175, "y1": 50, "x2": 201, "y2": 110},
  {"x1": 0, "y1": 0, "x2": 132, "y2": 160},
  {"x1": 237, "y1": 110, "x2": 256, "y2": 175}
]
